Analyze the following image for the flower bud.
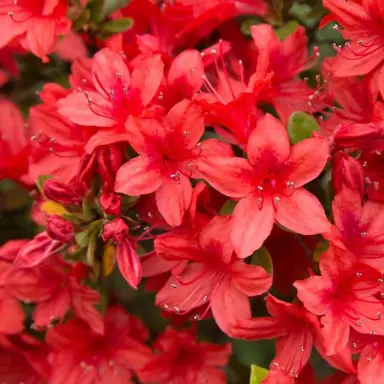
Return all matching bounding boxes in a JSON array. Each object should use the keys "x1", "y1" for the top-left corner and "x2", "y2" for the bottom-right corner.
[
  {"x1": 44, "y1": 180, "x2": 81, "y2": 205},
  {"x1": 97, "y1": 145, "x2": 124, "y2": 191},
  {"x1": 46, "y1": 215, "x2": 75, "y2": 243},
  {"x1": 332, "y1": 152, "x2": 364, "y2": 198},
  {"x1": 102, "y1": 218, "x2": 128, "y2": 244},
  {"x1": 99, "y1": 192, "x2": 122, "y2": 215},
  {"x1": 75, "y1": 151, "x2": 97, "y2": 189}
]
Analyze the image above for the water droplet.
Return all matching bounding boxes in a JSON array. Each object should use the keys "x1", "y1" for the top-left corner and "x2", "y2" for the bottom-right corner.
[
  {"x1": 147, "y1": 212, "x2": 153, "y2": 218},
  {"x1": 170, "y1": 171, "x2": 181, "y2": 183},
  {"x1": 360, "y1": 232, "x2": 367, "y2": 237},
  {"x1": 357, "y1": 320, "x2": 363, "y2": 327},
  {"x1": 203, "y1": 295, "x2": 208, "y2": 302},
  {"x1": 158, "y1": 92, "x2": 164, "y2": 100},
  {"x1": 273, "y1": 362, "x2": 279, "y2": 367},
  {"x1": 210, "y1": 49, "x2": 217, "y2": 55},
  {"x1": 362, "y1": 161, "x2": 368, "y2": 167},
  {"x1": 257, "y1": 185, "x2": 263, "y2": 192},
  {"x1": 332, "y1": 24, "x2": 339, "y2": 30},
  {"x1": 116, "y1": 72, "x2": 121, "y2": 78},
  {"x1": 273, "y1": 196, "x2": 280, "y2": 205},
  {"x1": 375, "y1": 150, "x2": 382, "y2": 156},
  {"x1": 300, "y1": 346, "x2": 305, "y2": 352},
  {"x1": 171, "y1": 283, "x2": 177, "y2": 288},
  {"x1": 352, "y1": 342, "x2": 357, "y2": 349},
  {"x1": 183, "y1": 130, "x2": 190, "y2": 137},
  {"x1": 370, "y1": 331, "x2": 376, "y2": 335},
  {"x1": 356, "y1": 272, "x2": 363, "y2": 277},
  {"x1": 193, "y1": 314, "x2": 199, "y2": 320},
  {"x1": 164, "y1": 304, "x2": 169, "y2": 309},
  {"x1": 374, "y1": 181, "x2": 380, "y2": 190},
  {"x1": 174, "y1": 306, "x2": 180, "y2": 313},
  {"x1": 377, "y1": 312, "x2": 382, "y2": 319},
  {"x1": 378, "y1": 278, "x2": 384, "y2": 283},
  {"x1": 366, "y1": 357, "x2": 373, "y2": 362},
  {"x1": 257, "y1": 197, "x2": 263, "y2": 210}
]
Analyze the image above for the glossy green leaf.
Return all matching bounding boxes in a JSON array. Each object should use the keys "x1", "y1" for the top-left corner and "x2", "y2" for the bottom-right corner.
[
  {"x1": 250, "y1": 364, "x2": 269, "y2": 384},
  {"x1": 220, "y1": 199, "x2": 237, "y2": 215},
  {"x1": 101, "y1": 17, "x2": 133, "y2": 34},
  {"x1": 288, "y1": 112, "x2": 320, "y2": 144},
  {"x1": 276, "y1": 20, "x2": 298, "y2": 40},
  {"x1": 250, "y1": 246, "x2": 273, "y2": 275},
  {"x1": 101, "y1": 0, "x2": 130, "y2": 18}
]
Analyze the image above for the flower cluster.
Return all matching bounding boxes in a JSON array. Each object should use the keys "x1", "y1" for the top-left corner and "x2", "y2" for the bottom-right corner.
[{"x1": 1, "y1": 0, "x2": 384, "y2": 383}]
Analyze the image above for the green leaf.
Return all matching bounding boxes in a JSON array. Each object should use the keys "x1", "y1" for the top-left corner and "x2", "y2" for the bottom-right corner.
[
  {"x1": 276, "y1": 20, "x2": 298, "y2": 40},
  {"x1": 241, "y1": 17, "x2": 264, "y2": 36},
  {"x1": 250, "y1": 246, "x2": 273, "y2": 275},
  {"x1": 287, "y1": 112, "x2": 320, "y2": 144},
  {"x1": 101, "y1": 0, "x2": 130, "y2": 19},
  {"x1": 220, "y1": 199, "x2": 237, "y2": 215},
  {"x1": 36, "y1": 175, "x2": 53, "y2": 195},
  {"x1": 250, "y1": 365, "x2": 269, "y2": 384},
  {"x1": 75, "y1": 230, "x2": 90, "y2": 248},
  {"x1": 75, "y1": 220, "x2": 103, "y2": 248},
  {"x1": 101, "y1": 17, "x2": 133, "y2": 34},
  {"x1": 313, "y1": 239, "x2": 329, "y2": 262}
]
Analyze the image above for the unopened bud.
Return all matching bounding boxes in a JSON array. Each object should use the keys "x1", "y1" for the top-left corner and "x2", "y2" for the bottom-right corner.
[
  {"x1": 44, "y1": 180, "x2": 81, "y2": 205},
  {"x1": 97, "y1": 145, "x2": 124, "y2": 191},
  {"x1": 102, "y1": 218, "x2": 128, "y2": 244},
  {"x1": 46, "y1": 215, "x2": 74, "y2": 243},
  {"x1": 99, "y1": 192, "x2": 122, "y2": 215}
]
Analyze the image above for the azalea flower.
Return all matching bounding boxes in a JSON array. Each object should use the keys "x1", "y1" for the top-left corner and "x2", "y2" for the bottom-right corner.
[
  {"x1": 138, "y1": 327, "x2": 231, "y2": 384},
  {"x1": 294, "y1": 247, "x2": 384, "y2": 355},
  {"x1": 115, "y1": 99, "x2": 204, "y2": 226},
  {"x1": 232, "y1": 295, "x2": 319, "y2": 381},
  {"x1": 0, "y1": 0, "x2": 72, "y2": 62},
  {"x1": 198, "y1": 113, "x2": 330, "y2": 257},
  {"x1": 46, "y1": 306, "x2": 152, "y2": 384},
  {"x1": 323, "y1": 0, "x2": 384, "y2": 98},
  {"x1": 324, "y1": 187, "x2": 384, "y2": 271},
  {"x1": 58, "y1": 48, "x2": 164, "y2": 138},
  {"x1": 155, "y1": 215, "x2": 272, "y2": 335}
]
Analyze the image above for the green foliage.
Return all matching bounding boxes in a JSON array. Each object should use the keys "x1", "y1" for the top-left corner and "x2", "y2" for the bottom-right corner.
[
  {"x1": 250, "y1": 365, "x2": 269, "y2": 384},
  {"x1": 100, "y1": 17, "x2": 133, "y2": 34},
  {"x1": 288, "y1": 111, "x2": 320, "y2": 144}
]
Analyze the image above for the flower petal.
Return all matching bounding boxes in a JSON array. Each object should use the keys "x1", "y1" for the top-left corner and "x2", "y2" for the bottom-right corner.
[
  {"x1": 231, "y1": 195, "x2": 275, "y2": 258},
  {"x1": 115, "y1": 156, "x2": 163, "y2": 196},
  {"x1": 287, "y1": 136, "x2": 330, "y2": 188},
  {"x1": 275, "y1": 188, "x2": 330, "y2": 235},
  {"x1": 155, "y1": 174, "x2": 192, "y2": 227},
  {"x1": 247, "y1": 113, "x2": 291, "y2": 165}
]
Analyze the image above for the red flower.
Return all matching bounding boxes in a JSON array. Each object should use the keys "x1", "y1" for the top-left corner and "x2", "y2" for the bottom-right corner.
[
  {"x1": 14, "y1": 231, "x2": 64, "y2": 268},
  {"x1": 198, "y1": 113, "x2": 330, "y2": 257},
  {"x1": 323, "y1": 0, "x2": 384, "y2": 98},
  {"x1": 138, "y1": 327, "x2": 231, "y2": 384},
  {"x1": 250, "y1": 24, "x2": 320, "y2": 122},
  {"x1": 0, "y1": 98, "x2": 29, "y2": 182},
  {"x1": 324, "y1": 187, "x2": 384, "y2": 271},
  {"x1": 46, "y1": 306, "x2": 152, "y2": 384},
  {"x1": 155, "y1": 216, "x2": 272, "y2": 334},
  {"x1": 294, "y1": 247, "x2": 384, "y2": 356},
  {"x1": 115, "y1": 100, "x2": 204, "y2": 226},
  {"x1": 232, "y1": 295, "x2": 319, "y2": 381},
  {"x1": 0, "y1": 0, "x2": 71, "y2": 62},
  {"x1": 102, "y1": 218, "x2": 142, "y2": 289},
  {"x1": 58, "y1": 48, "x2": 164, "y2": 132}
]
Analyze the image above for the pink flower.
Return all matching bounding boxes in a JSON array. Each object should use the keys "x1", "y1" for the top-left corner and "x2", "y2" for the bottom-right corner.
[
  {"x1": 115, "y1": 100, "x2": 204, "y2": 226},
  {"x1": 198, "y1": 113, "x2": 330, "y2": 257},
  {"x1": 0, "y1": 0, "x2": 72, "y2": 62},
  {"x1": 155, "y1": 216, "x2": 272, "y2": 335}
]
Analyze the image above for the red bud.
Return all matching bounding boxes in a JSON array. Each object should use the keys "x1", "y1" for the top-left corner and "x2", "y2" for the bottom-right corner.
[
  {"x1": 332, "y1": 152, "x2": 364, "y2": 198},
  {"x1": 97, "y1": 145, "x2": 124, "y2": 191},
  {"x1": 46, "y1": 215, "x2": 75, "y2": 243},
  {"x1": 44, "y1": 180, "x2": 81, "y2": 205},
  {"x1": 99, "y1": 192, "x2": 122, "y2": 215},
  {"x1": 102, "y1": 218, "x2": 128, "y2": 244}
]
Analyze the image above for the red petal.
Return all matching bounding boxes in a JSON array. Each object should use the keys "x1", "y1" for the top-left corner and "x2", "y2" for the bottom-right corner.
[
  {"x1": 116, "y1": 239, "x2": 142, "y2": 289},
  {"x1": 247, "y1": 113, "x2": 290, "y2": 165},
  {"x1": 231, "y1": 194, "x2": 275, "y2": 258},
  {"x1": 287, "y1": 136, "x2": 329, "y2": 188},
  {"x1": 115, "y1": 155, "x2": 163, "y2": 195},
  {"x1": 275, "y1": 188, "x2": 330, "y2": 235},
  {"x1": 155, "y1": 174, "x2": 192, "y2": 227}
]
